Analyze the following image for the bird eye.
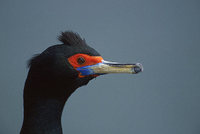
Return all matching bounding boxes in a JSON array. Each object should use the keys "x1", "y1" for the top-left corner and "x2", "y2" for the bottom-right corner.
[{"x1": 77, "y1": 57, "x2": 85, "y2": 65}]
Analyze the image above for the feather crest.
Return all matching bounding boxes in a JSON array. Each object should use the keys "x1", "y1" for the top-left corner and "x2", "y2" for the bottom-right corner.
[{"x1": 58, "y1": 31, "x2": 86, "y2": 46}]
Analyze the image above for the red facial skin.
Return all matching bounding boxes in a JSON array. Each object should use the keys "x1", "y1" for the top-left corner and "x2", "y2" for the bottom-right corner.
[{"x1": 68, "y1": 54, "x2": 103, "y2": 78}]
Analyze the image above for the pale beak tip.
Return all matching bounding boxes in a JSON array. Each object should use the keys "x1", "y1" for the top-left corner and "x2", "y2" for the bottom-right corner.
[{"x1": 133, "y1": 63, "x2": 143, "y2": 74}]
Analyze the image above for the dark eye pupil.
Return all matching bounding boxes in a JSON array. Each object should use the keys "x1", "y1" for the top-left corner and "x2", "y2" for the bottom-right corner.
[{"x1": 77, "y1": 57, "x2": 85, "y2": 65}]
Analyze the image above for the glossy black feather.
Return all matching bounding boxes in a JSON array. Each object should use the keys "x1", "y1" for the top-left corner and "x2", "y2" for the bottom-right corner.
[
  {"x1": 58, "y1": 31, "x2": 86, "y2": 46},
  {"x1": 20, "y1": 31, "x2": 100, "y2": 134}
]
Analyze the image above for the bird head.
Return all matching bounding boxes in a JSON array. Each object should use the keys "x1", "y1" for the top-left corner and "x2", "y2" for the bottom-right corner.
[{"x1": 27, "y1": 31, "x2": 143, "y2": 98}]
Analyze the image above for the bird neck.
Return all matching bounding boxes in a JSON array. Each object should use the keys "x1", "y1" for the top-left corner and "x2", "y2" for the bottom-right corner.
[
  {"x1": 21, "y1": 98, "x2": 66, "y2": 134},
  {"x1": 20, "y1": 73, "x2": 77, "y2": 134}
]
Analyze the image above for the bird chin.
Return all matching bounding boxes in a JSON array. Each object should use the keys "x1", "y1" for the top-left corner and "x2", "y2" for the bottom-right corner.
[{"x1": 76, "y1": 75, "x2": 95, "y2": 87}]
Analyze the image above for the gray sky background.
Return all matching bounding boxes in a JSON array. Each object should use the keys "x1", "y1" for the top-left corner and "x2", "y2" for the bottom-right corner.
[{"x1": 0, "y1": 0, "x2": 200, "y2": 134}]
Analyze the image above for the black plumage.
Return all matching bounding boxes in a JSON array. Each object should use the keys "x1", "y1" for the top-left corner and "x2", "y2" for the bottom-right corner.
[
  {"x1": 20, "y1": 31, "x2": 143, "y2": 134},
  {"x1": 21, "y1": 32, "x2": 100, "y2": 134}
]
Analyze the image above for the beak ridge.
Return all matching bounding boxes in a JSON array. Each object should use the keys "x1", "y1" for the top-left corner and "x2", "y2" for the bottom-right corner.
[{"x1": 77, "y1": 60, "x2": 143, "y2": 76}]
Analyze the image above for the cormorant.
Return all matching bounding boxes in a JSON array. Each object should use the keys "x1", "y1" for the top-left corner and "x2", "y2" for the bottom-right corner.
[{"x1": 20, "y1": 31, "x2": 143, "y2": 134}]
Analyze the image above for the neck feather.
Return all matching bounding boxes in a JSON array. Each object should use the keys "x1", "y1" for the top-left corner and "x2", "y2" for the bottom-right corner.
[
  {"x1": 20, "y1": 66, "x2": 91, "y2": 134},
  {"x1": 20, "y1": 98, "x2": 65, "y2": 134},
  {"x1": 20, "y1": 74, "x2": 77, "y2": 134}
]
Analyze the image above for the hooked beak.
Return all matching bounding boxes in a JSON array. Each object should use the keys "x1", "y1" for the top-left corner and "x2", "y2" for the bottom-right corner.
[{"x1": 77, "y1": 60, "x2": 143, "y2": 76}]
